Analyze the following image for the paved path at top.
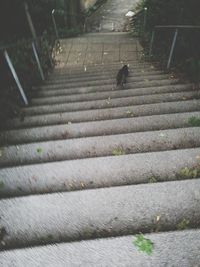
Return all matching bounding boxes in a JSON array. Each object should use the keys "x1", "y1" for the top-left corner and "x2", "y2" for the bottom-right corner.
[
  {"x1": 87, "y1": 0, "x2": 139, "y2": 32},
  {"x1": 56, "y1": 32, "x2": 143, "y2": 68}
]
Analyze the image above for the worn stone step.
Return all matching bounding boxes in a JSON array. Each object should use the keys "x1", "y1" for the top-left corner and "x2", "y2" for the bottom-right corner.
[
  {"x1": 0, "y1": 179, "x2": 199, "y2": 249},
  {"x1": 49, "y1": 65, "x2": 157, "y2": 79},
  {"x1": 38, "y1": 74, "x2": 172, "y2": 91},
  {"x1": 34, "y1": 79, "x2": 180, "y2": 98},
  {"x1": 46, "y1": 70, "x2": 163, "y2": 84},
  {"x1": 1, "y1": 230, "x2": 200, "y2": 266},
  {"x1": 31, "y1": 84, "x2": 193, "y2": 105},
  {"x1": 23, "y1": 91, "x2": 200, "y2": 116},
  {"x1": 0, "y1": 148, "x2": 199, "y2": 197},
  {"x1": 50, "y1": 65, "x2": 157, "y2": 78},
  {"x1": 45, "y1": 72, "x2": 166, "y2": 86},
  {"x1": 1, "y1": 111, "x2": 200, "y2": 145},
  {"x1": 5, "y1": 99, "x2": 200, "y2": 130},
  {"x1": 52, "y1": 61, "x2": 151, "y2": 73},
  {"x1": 0, "y1": 128, "x2": 199, "y2": 167}
]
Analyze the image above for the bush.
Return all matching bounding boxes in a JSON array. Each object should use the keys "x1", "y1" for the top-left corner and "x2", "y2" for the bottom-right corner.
[
  {"x1": 0, "y1": 34, "x2": 56, "y2": 127},
  {"x1": 133, "y1": 0, "x2": 200, "y2": 82}
]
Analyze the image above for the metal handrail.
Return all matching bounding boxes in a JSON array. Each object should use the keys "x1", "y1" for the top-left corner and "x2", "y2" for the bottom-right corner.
[
  {"x1": 155, "y1": 25, "x2": 200, "y2": 29},
  {"x1": 149, "y1": 25, "x2": 200, "y2": 69},
  {"x1": 0, "y1": 35, "x2": 55, "y2": 105}
]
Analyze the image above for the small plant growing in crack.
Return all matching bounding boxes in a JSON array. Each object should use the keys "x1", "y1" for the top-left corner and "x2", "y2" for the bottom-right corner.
[
  {"x1": 177, "y1": 219, "x2": 190, "y2": 230},
  {"x1": 36, "y1": 148, "x2": 43, "y2": 154},
  {"x1": 188, "y1": 116, "x2": 200, "y2": 127},
  {"x1": 148, "y1": 176, "x2": 158, "y2": 183},
  {"x1": 112, "y1": 148, "x2": 125, "y2": 156},
  {"x1": 133, "y1": 234, "x2": 154, "y2": 255},
  {"x1": 0, "y1": 181, "x2": 4, "y2": 189},
  {"x1": 178, "y1": 167, "x2": 200, "y2": 179},
  {"x1": 126, "y1": 110, "x2": 134, "y2": 117}
]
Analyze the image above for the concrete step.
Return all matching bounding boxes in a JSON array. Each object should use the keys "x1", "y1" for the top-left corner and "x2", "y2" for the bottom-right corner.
[
  {"x1": 34, "y1": 79, "x2": 180, "y2": 98},
  {"x1": 50, "y1": 65, "x2": 157, "y2": 79},
  {"x1": 1, "y1": 230, "x2": 200, "y2": 266},
  {"x1": 31, "y1": 84, "x2": 193, "y2": 105},
  {"x1": 0, "y1": 128, "x2": 200, "y2": 167},
  {"x1": 0, "y1": 148, "x2": 199, "y2": 197},
  {"x1": 51, "y1": 64, "x2": 157, "y2": 77},
  {"x1": 1, "y1": 111, "x2": 200, "y2": 145},
  {"x1": 5, "y1": 99, "x2": 200, "y2": 129},
  {"x1": 52, "y1": 61, "x2": 150, "y2": 72},
  {"x1": 46, "y1": 70, "x2": 163, "y2": 84},
  {"x1": 23, "y1": 91, "x2": 200, "y2": 116},
  {"x1": 0, "y1": 179, "x2": 199, "y2": 249},
  {"x1": 38, "y1": 74, "x2": 172, "y2": 90}
]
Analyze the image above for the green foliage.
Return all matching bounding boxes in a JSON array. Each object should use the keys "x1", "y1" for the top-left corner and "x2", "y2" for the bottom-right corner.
[
  {"x1": 37, "y1": 148, "x2": 43, "y2": 154},
  {"x1": 85, "y1": 0, "x2": 108, "y2": 17},
  {"x1": 133, "y1": 234, "x2": 154, "y2": 255},
  {"x1": 148, "y1": 176, "x2": 157, "y2": 183},
  {"x1": 178, "y1": 167, "x2": 200, "y2": 179},
  {"x1": 188, "y1": 116, "x2": 200, "y2": 127},
  {"x1": 112, "y1": 148, "x2": 125, "y2": 156},
  {"x1": 0, "y1": 181, "x2": 5, "y2": 189},
  {"x1": 177, "y1": 219, "x2": 190, "y2": 230},
  {"x1": 133, "y1": 0, "x2": 200, "y2": 81}
]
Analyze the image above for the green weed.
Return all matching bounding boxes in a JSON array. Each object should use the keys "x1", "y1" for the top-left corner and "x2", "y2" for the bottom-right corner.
[
  {"x1": 177, "y1": 219, "x2": 190, "y2": 230},
  {"x1": 178, "y1": 167, "x2": 199, "y2": 179},
  {"x1": 133, "y1": 234, "x2": 154, "y2": 255},
  {"x1": 148, "y1": 176, "x2": 158, "y2": 183},
  {"x1": 0, "y1": 181, "x2": 4, "y2": 189},
  {"x1": 36, "y1": 148, "x2": 43, "y2": 154},
  {"x1": 188, "y1": 116, "x2": 200, "y2": 127},
  {"x1": 112, "y1": 148, "x2": 125, "y2": 156}
]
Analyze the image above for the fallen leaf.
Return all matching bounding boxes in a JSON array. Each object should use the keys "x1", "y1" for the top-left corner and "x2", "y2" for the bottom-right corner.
[
  {"x1": 159, "y1": 133, "x2": 166, "y2": 138},
  {"x1": 156, "y1": 215, "x2": 160, "y2": 222},
  {"x1": 81, "y1": 182, "x2": 85, "y2": 188}
]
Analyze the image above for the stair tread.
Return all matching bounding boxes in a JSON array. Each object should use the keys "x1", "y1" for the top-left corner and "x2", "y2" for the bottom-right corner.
[
  {"x1": 1, "y1": 127, "x2": 200, "y2": 167},
  {"x1": 4, "y1": 99, "x2": 200, "y2": 129},
  {"x1": 1, "y1": 230, "x2": 200, "y2": 266},
  {"x1": 0, "y1": 148, "x2": 199, "y2": 197},
  {"x1": 1, "y1": 111, "x2": 200, "y2": 145},
  {"x1": 0, "y1": 179, "x2": 200, "y2": 249}
]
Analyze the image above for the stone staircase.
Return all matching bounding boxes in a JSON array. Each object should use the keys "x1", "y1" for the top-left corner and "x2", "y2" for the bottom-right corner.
[{"x1": 0, "y1": 33, "x2": 200, "y2": 266}]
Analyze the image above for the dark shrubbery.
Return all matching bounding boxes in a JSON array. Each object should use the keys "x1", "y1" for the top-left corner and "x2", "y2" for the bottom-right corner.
[
  {"x1": 133, "y1": 0, "x2": 200, "y2": 81},
  {"x1": 0, "y1": 0, "x2": 84, "y2": 126}
]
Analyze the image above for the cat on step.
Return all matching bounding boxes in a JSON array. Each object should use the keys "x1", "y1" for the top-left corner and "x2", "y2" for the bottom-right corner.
[{"x1": 116, "y1": 65, "x2": 129, "y2": 88}]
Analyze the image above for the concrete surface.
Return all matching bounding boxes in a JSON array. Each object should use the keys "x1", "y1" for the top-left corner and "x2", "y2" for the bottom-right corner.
[
  {"x1": 22, "y1": 91, "x2": 200, "y2": 116},
  {"x1": 0, "y1": 111, "x2": 200, "y2": 145},
  {"x1": 4, "y1": 99, "x2": 200, "y2": 129},
  {"x1": 0, "y1": 148, "x2": 199, "y2": 197},
  {"x1": 1, "y1": 230, "x2": 200, "y2": 267},
  {"x1": 0, "y1": 128, "x2": 200, "y2": 167},
  {"x1": 0, "y1": 179, "x2": 200, "y2": 249}
]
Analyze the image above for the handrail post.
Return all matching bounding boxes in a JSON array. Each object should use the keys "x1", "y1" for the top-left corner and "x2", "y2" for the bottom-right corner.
[
  {"x1": 143, "y1": 7, "x2": 147, "y2": 32},
  {"x1": 167, "y1": 28, "x2": 178, "y2": 69},
  {"x1": 32, "y1": 41, "x2": 45, "y2": 81},
  {"x1": 4, "y1": 50, "x2": 28, "y2": 106},
  {"x1": 149, "y1": 29, "x2": 155, "y2": 57},
  {"x1": 52, "y1": 9, "x2": 59, "y2": 40},
  {"x1": 24, "y1": 2, "x2": 38, "y2": 49}
]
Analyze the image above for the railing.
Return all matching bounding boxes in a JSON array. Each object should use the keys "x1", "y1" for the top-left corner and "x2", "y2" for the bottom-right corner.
[
  {"x1": 131, "y1": 8, "x2": 148, "y2": 37},
  {"x1": 0, "y1": 6, "x2": 84, "y2": 107},
  {"x1": 83, "y1": 0, "x2": 108, "y2": 32},
  {"x1": 0, "y1": 36, "x2": 55, "y2": 106},
  {"x1": 149, "y1": 25, "x2": 200, "y2": 69}
]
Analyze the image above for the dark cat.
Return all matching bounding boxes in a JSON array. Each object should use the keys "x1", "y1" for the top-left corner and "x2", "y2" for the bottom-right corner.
[{"x1": 116, "y1": 65, "x2": 129, "y2": 88}]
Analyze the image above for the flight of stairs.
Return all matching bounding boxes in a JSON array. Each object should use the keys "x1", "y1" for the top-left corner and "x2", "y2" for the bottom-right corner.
[{"x1": 0, "y1": 54, "x2": 200, "y2": 265}]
